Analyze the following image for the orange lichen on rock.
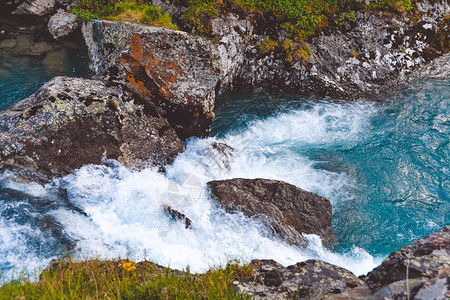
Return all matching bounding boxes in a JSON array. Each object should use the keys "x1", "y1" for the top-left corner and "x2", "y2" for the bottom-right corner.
[
  {"x1": 129, "y1": 33, "x2": 145, "y2": 61},
  {"x1": 126, "y1": 74, "x2": 153, "y2": 98}
]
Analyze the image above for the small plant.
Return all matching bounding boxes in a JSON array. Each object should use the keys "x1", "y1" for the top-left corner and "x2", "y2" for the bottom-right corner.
[
  {"x1": 258, "y1": 39, "x2": 279, "y2": 55},
  {"x1": 334, "y1": 10, "x2": 356, "y2": 29},
  {"x1": 367, "y1": 0, "x2": 413, "y2": 12},
  {"x1": 118, "y1": 259, "x2": 137, "y2": 271},
  {"x1": 142, "y1": 5, "x2": 163, "y2": 23}
]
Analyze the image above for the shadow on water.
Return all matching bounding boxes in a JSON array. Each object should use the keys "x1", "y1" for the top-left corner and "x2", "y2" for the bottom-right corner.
[{"x1": 0, "y1": 14, "x2": 92, "y2": 111}]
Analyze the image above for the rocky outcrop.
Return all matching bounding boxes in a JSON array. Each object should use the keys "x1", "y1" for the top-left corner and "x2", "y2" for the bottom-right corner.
[
  {"x1": 364, "y1": 225, "x2": 450, "y2": 299},
  {"x1": 12, "y1": 0, "x2": 56, "y2": 16},
  {"x1": 0, "y1": 76, "x2": 184, "y2": 182},
  {"x1": 208, "y1": 2, "x2": 449, "y2": 98},
  {"x1": 82, "y1": 20, "x2": 223, "y2": 139},
  {"x1": 207, "y1": 178, "x2": 333, "y2": 246},
  {"x1": 235, "y1": 259, "x2": 363, "y2": 299},
  {"x1": 232, "y1": 226, "x2": 449, "y2": 299},
  {"x1": 47, "y1": 10, "x2": 79, "y2": 40}
]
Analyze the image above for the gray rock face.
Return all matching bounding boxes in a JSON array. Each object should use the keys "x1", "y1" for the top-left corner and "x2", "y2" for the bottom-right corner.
[
  {"x1": 208, "y1": 2, "x2": 449, "y2": 98},
  {"x1": 235, "y1": 259, "x2": 363, "y2": 299},
  {"x1": 12, "y1": 0, "x2": 56, "y2": 16},
  {"x1": 0, "y1": 76, "x2": 184, "y2": 182},
  {"x1": 210, "y1": 14, "x2": 252, "y2": 91},
  {"x1": 48, "y1": 10, "x2": 79, "y2": 40},
  {"x1": 207, "y1": 178, "x2": 333, "y2": 245},
  {"x1": 366, "y1": 225, "x2": 450, "y2": 291},
  {"x1": 330, "y1": 226, "x2": 450, "y2": 299},
  {"x1": 82, "y1": 20, "x2": 221, "y2": 139}
]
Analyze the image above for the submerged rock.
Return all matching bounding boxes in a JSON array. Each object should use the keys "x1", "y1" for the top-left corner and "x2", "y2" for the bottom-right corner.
[
  {"x1": 48, "y1": 10, "x2": 79, "y2": 40},
  {"x1": 235, "y1": 259, "x2": 363, "y2": 299},
  {"x1": 207, "y1": 178, "x2": 333, "y2": 245},
  {"x1": 82, "y1": 20, "x2": 222, "y2": 139},
  {"x1": 0, "y1": 76, "x2": 184, "y2": 182},
  {"x1": 19, "y1": 41, "x2": 53, "y2": 56}
]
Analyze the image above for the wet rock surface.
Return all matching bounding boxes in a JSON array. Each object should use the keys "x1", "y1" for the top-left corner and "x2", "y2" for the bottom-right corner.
[
  {"x1": 0, "y1": 76, "x2": 184, "y2": 182},
  {"x1": 208, "y1": 178, "x2": 333, "y2": 245},
  {"x1": 365, "y1": 225, "x2": 450, "y2": 295},
  {"x1": 232, "y1": 226, "x2": 449, "y2": 299},
  {"x1": 82, "y1": 20, "x2": 221, "y2": 139}
]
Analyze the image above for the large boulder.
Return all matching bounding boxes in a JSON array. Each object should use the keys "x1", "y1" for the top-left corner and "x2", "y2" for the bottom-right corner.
[
  {"x1": 0, "y1": 76, "x2": 184, "y2": 182},
  {"x1": 207, "y1": 178, "x2": 333, "y2": 245},
  {"x1": 82, "y1": 20, "x2": 223, "y2": 139},
  {"x1": 235, "y1": 259, "x2": 363, "y2": 299},
  {"x1": 329, "y1": 225, "x2": 450, "y2": 300},
  {"x1": 47, "y1": 10, "x2": 79, "y2": 40},
  {"x1": 365, "y1": 225, "x2": 450, "y2": 298}
]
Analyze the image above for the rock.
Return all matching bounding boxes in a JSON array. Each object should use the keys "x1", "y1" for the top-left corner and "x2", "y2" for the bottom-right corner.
[
  {"x1": 207, "y1": 1, "x2": 449, "y2": 99},
  {"x1": 327, "y1": 226, "x2": 450, "y2": 299},
  {"x1": 207, "y1": 178, "x2": 333, "y2": 245},
  {"x1": 82, "y1": 20, "x2": 221, "y2": 139},
  {"x1": 0, "y1": 39, "x2": 17, "y2": 49},
  {"x1": 410, "y1": 52, "x2": 450, "y2": 79},
  {"x1": 235, "y1": 259, "x2": 363, "y2": 299},
  {"x1": 0, "y1": 76, "x2": 184, "y2": 182},
  {"x1": 163, "y1": 205, "x2": 192, "y2": 229},
  {"x1": 12, "y1": 0, "x2": 56, "y2": 16},
  {"x1": 149, "y1": 0, "x2": 188, "y2": 21},
  {"x1": 414, "y1": 275, "x2": 449, "y2": 300},
  {"x1": 19, "y1": 42, "x2": 53, "y2": 56},
  {"x1": 210, "y1": 14, "x2": 253, "y2": 91},
  {"x1": 365, "y1": 225, "x2": 450, "y2": 291},
  {"x1": 48, "y1": 10, "x2": 79, "y2": 40}
]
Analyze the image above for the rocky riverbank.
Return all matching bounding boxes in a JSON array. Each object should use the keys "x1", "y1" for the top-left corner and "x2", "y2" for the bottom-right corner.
[
  {"x1": 0, "y1": 0, "x2": 448, "y2": 298},
  {"x1": 1, "y1": 225, "x2": 448, "y2": 299}
]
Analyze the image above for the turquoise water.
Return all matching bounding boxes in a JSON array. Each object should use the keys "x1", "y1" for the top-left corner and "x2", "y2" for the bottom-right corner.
[
  {"x1": 0, "y1": 42, "x2": 91, "y2": 111},
  {"x1": 0, "y1": 72, "x2": 448, "y2": 279},
  {"x1": 212, "y1": 78, "x2": 449, "y2": 256}
]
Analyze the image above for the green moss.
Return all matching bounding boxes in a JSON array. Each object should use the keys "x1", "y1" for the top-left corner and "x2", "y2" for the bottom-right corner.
[
  {"x1": 72, "y1": 0, "x2": 178, "y2": 30},
  {"x1": 183, "y1": 0, "x2": 337, "y2": 39},
  {"x1": 367, "y1": 0, "x2": 413, "y2": 12},
  {"x1": 258, "y1": 39, "x2": 279, "y2": 55},
  {"x1": 0, "y1": 258, "x2": 253, "y2": 299},
  {"x1": 333, "y1": 10, "x2": 356, "y2": 29}
]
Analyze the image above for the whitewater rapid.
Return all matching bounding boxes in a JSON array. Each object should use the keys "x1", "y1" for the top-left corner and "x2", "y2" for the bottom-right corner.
[{"x1": 1, "y1": 100, "x2": 385, "y2": 281}]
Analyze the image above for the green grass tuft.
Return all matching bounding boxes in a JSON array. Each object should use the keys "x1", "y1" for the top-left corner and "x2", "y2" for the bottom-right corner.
[
  {"x1": 0, "y1": 258, "x2": 253, "y2": 299},
  {"x1": 72, "y1": 0, "x2": 178, "y2": 30}
]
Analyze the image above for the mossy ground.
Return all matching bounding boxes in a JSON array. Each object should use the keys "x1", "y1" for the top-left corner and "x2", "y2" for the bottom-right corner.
[
  {"x1": 72, "y1": 0, "x2": 178, "y2": 30},
  {"x1": 0, "y1": 258, "x2": 253, "y2": 299}
]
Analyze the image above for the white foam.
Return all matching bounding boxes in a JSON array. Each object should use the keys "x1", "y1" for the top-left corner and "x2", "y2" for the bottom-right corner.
[{"x1": 1, "y1": 100, "x2": 381, "y2": 279}]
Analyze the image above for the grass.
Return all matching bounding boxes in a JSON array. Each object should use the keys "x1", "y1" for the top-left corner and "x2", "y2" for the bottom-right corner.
[
  {"x1": 0, "y1": 258, "x2": 253, "y2": 299},
  {"x1": 72, "y1": 0, "x2": 415, "y2": 38},
  {"x1": 72, "y1": 0, "x2": 178, "y2": 30},
  {"x1": 182, "y1": 0, "x2": 414, "y2": 40}
]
